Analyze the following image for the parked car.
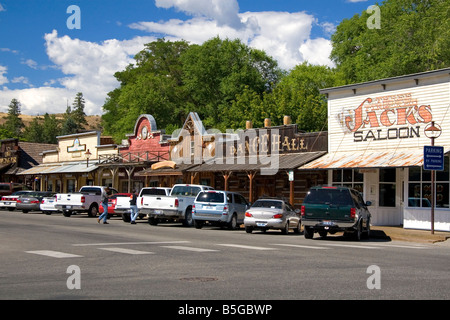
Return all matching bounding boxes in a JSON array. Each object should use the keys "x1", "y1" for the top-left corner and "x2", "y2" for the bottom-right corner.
[
  {"x1": 301, "y1": 186, "x2": 372, "y2": 241},
  {"x1": 244, "y1": 198, "x2": 301, "y2": 234},
  {"x1": 192, "y1": 190, "x2": 250, "y2": 229},
  {"x1": 40, "y1": 194, "x2": 59, "y2": 215},
  {"x1": 17, "y1": 191, "x2": 55, "y2": 213},
  {"x1": 55, "y1": 186, "x2": 118, "y2": 217},
  {"x1": 0, "y1": 182, "x2": 30, "y2": 198},
  {"x1": 99, "y1": 193, "x2": 133, "y2": 216},
  {"x1": 0, "y1": 190, "x2": 34, "y2": 211}
]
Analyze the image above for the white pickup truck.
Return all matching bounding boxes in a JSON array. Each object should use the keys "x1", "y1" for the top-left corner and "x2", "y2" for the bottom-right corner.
[
  {"x1": 117, "y1": 187, "x2": 171, "y2": 223},
  {"x1": 55, "y1": 186, "x2": 118, "y2": 217},
  {"x1": 144, "y1": 184, "x2": 214, "y2": 227}
]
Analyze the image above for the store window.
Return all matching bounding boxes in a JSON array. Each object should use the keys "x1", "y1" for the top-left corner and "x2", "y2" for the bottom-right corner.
[
  {"x1": 379, "y1": 168, "x2": 396, "y2": 207},
  {"x1": 332, "y1": 169, "x2": 363, "y2": 194},
  {"x1": 408, "y1": 157, "x2": 449, "y2": 208}
]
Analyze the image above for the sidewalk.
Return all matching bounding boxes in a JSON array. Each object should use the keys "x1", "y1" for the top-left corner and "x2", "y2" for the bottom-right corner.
[{"x1": 371, "y1": 226, "x2": 450, "y2": 244}]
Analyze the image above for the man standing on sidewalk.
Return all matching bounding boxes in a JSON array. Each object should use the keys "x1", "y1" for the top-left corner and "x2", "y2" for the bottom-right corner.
[{"x1": 129, "y1": 188, "x2": 139, "y2": 224}]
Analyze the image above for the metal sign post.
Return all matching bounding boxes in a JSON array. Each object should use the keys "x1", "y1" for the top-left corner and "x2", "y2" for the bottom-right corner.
[{"x1": 424, "y1": 122, "x2": 443, "y2": 234}]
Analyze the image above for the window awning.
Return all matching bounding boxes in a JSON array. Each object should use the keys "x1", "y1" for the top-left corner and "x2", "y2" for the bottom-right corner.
[
  {"x1": 18, "y1": 161, "x2": 99, "y2": 175},
  {"x1": 187, "y1": 152, "x2": 327, "y2": 173},
  {"x1": 299, "y1": 150, "x2": 424, "y2": 170}
]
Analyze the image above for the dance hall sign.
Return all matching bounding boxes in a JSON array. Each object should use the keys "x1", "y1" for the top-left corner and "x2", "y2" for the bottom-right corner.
[{"x1": 336, "y1": 93, "x2": 432, "y2": 143}]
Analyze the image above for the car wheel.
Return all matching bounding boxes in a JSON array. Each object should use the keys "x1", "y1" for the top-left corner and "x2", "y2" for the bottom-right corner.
[
  {"x1": 45, "y1": 211, "x2": 51, "y2": 215},
  {"x1": 182, "y1": 207, "x2": 193, "y2": 227},
  {"x1": 304, "y1": 226, "x2": 314, "y2": 239},
  {"x1": 281, "y1": 221, "x2": 289, "y2": 235},
  {"x1": 148, "y1": 217, "x2": 158, "y2": 225},
  {"x1": 22, "y1": 210, "x2": 29, "y2": 214},
  {"x1": 88, "y1": 205, "x2": 98, "y2": 218},
  {"x1": 194, "y1": 220, "x2": 203, "y2": 229},
  {"x1": 293, "y1": 221, "x2": 301, "y2": 234},
  {"x1": 363, "y1": 218, "x2": 371, "y2": 239},
  {"x1": 63, "y1": 210, "x2": 72, "y2": 217},
  {"x1": 354, "y1": 222, "x2": 362, "y2": 241},
  {"x1": 122, "y1": 212, "x2": 131, "y2": 223},
  {"x1": 245, "y1": 226, "x2": 253, "y2": 234},
  {"x1": 228, "y1": 214, "x2": 237, "y2": 230}
]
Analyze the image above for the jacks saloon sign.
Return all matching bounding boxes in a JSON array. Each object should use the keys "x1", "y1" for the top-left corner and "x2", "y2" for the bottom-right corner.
[{"x1": 337, "y1": 93, "x2": 432, "y2": 143}]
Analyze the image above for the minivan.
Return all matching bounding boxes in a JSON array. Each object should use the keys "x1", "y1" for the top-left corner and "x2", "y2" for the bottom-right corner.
[{"x1": 192, "y1": 191, "x2": 250, "y2": 229}]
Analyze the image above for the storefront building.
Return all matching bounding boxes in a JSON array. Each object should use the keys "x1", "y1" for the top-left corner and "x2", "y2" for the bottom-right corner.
[
  {"x1": 301, "y1": 68, "x2": 450, "y2": 231},
  {"x1": 19, "y1": 131, "x2": 118, "y2": 192},
  {"x1": 144, "y1": 112, "x2": 329, "y2": 207}
]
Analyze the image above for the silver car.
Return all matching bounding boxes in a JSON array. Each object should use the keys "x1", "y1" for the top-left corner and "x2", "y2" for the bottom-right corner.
[
  {"x1": 244, "y1": 198, "x2": 301, "y2": 234},
  {"x1": 192, "y1": 191, "x2": 250, "y2": 229},
  {"x1": 16, "y1": 191, "x2": 55, "y2": 213}
]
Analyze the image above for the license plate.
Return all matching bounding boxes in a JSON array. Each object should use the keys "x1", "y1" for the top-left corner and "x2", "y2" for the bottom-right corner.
[
  {"x1": 154, "y1": 210, "x2": 162, "y2": 215},
  {"x1": 256, "y1": 222, "x2": 267, "y2": 227},
  {"x1": 322, "y1": 220, "x2": 333, "y2": 226},
  {"x1": 204, "y1": 206, "x2": 215, "y2": 210},
  {"x1": 4, "y1": 202, "x2": 10, "y2": 205},
  {"x1": 64, "y1": 205, "x2": 72, "y2": 209}
]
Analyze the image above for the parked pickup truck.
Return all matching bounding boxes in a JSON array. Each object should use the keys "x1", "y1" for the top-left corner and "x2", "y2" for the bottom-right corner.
[
  {"x1": 301, "y1": 186, "x2": 372, "y2": 241},
  {"x1": 143, "y1": 184, "x2": 214, "y2": 227},
  {"x1": 55, "y1": 186, "x2": 118, "y2": 217},
  {"x1": 117, "y1": 187, "x2": 171, "y2": 222}
]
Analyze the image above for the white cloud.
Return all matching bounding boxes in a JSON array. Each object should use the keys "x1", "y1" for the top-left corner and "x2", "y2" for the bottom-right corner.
[
  {"x1": 0, "y1": 1, "x2": 336, "y2": 117},
  {"x1": 0, "y1": 65, "x2": 7, "y2": 85},
  {"x1": 0, "y1": 31, "x2": 154, "y2": 115},
  {"x1": 131, "y1": 9, "x2": 333, "y2": 70},
  {"x1": 155, "y1": 0, "x2": 243, "y2": 29},
  {"x1": 0, "y1": 4, "x2": 5, "y2": 12}
]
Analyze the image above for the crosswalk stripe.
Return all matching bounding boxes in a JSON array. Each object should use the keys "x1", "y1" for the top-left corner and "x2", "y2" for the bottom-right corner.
[
  {"x1": 26, "y1": 250, "x2": 82, "y2": 258},
  {"x1": 98, "y1": 248, "x2": 154, "y2": 255},
  {"x1": 217, "y1": 244, "x2": 275, "y2": 251},
  {"x1": 318, "y1": 243, "x2": 380, "y2": 249},
  {"x1": 161, "y1": 246, "x2": 219, "y2": 252},
  {"x1": 73, "y1": 241, "x2": 190, "y2": 247},
  {"x1": 273, "y1": 244, "x2": 330, "y2": 250}
]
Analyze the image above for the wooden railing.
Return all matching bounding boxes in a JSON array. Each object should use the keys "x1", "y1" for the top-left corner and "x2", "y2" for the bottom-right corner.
[{"x1": 99, "y1": 151, "x2": 169, "y2": 164}]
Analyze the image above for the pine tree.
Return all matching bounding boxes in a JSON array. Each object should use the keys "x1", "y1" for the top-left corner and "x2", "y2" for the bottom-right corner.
[
  {"x1": 71, "y1": 92, "x2": 88, "y2": 129},
  {"x1": 3, "y1": 98, "x2": 25, "y2": 139}
]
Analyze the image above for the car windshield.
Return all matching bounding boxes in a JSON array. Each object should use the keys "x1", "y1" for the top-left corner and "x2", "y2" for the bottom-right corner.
[
  {"x1": 171, "y1": 186, "x2": 201, "y2": 197},
  {"x1": 252, "y1": 200, "x2": 283, "y2": 209},
  {"x1": 303, "y1": 188, "x2": 353, "y2": 206},
  {"x1": 141, "y1": 189, "x2": 168, "y2": 196},
  {"x1": 196, "y1": 192, "x2": 225, "y2": 203}
]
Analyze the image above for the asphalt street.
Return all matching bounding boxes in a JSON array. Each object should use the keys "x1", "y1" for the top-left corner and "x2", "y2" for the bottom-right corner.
[{"x1": 0, "y1": 210, "x2": 449, "y2": 301}]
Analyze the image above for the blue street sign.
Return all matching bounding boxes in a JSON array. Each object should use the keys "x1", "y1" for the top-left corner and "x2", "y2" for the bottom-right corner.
[{"x1": 423, "y1": 146, "x2": 444, "y2": 171}]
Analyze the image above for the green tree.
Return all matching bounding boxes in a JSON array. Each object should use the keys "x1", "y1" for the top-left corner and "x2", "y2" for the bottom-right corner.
[
  {"x1": 102, "y1": 39, "x2": 190, "y2": 142},
  {"x1": 41, "y1": 113, "x2": 61, "y2": 144},
  {"x1": 3, "y1": 98, "x2": 25, "y2": 139},
  {"x1": 61, "y1": 106, "x2": 78, "y2": 135},
  {"x1": 23, "y1": 116, "x2": 44, "y2": 142},
  {"x1": 331, "y1": 0, "x2": 450, "y2": 83},
  {"x1": 71, "y1": 92, "x2": 88, "y2": 129},
  {"x1": 181, "y1": 37, "x2": 282, "y2": 129},
  {"x1": 269, "y1": 63, "x2": 343, "y2": 131}
]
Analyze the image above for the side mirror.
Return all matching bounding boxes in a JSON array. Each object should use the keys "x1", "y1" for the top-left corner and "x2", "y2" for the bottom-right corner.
[{"x1": 365, "y1": 201, "x2": 372, "y2": 206}]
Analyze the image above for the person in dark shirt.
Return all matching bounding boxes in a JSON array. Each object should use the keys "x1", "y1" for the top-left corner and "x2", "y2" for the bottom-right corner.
[{"x1": 129, "y1": 188, "x2": 139, "y2": 224}]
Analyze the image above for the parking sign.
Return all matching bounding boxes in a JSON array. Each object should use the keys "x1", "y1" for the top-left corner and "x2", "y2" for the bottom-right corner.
[{"x1": 423, "y1": 146, "x2": 444, "y2": 171}]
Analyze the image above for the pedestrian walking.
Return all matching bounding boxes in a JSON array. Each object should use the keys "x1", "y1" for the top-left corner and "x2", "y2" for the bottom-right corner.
[
  {"x1": 98, "y1": 187, "x2": 111, "y2": 224},
  {"x1": 129, "y1": 188, "x2": 139, "y2": 224}
]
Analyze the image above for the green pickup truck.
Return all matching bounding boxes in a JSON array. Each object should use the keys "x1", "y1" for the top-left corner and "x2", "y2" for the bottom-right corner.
[{"x1": 301, "y1": 186, "x2": 372, "y2": 241}]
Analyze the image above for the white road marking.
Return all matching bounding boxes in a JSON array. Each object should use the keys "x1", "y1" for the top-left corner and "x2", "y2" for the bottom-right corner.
[
  {"x1": 318, "y1": 243, "x2": 380, "y2": 249},
  {"x1": 72, "y1": 241, "x2": 190, "y2": 247},
  {"x1": 26, "y1": 250, "x2": 82, "y2": 258},
  {"x1": 273, "y1": 244, "x2": 330, "y2": 250},
  {"x1": 217, "y1": 244, "x2": 275, "y2": 251},
  {"x1": 368, "y1": 243, "x2": 428, "y2": 249},
  {"x1": 161, "y1": 246, "x2": 219, "y2": 252},
  {"x1": 98, "y1": 248, "x2": 154, "y2": 255}
]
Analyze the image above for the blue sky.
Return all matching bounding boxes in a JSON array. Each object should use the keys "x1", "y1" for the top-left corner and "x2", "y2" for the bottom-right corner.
[{"x1": 0, "y1": 0, "x2": 378, "y2": 116}]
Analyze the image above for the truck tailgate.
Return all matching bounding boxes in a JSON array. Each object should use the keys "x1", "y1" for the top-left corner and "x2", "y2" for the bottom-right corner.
[{"x1": 302, "y1": 203, "x2": 353, "y2": 221}]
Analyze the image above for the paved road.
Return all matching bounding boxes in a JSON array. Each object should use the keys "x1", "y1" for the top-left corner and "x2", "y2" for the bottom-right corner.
[{"x1": 0, "y1": 210, "x2": 449, "y2": 300}]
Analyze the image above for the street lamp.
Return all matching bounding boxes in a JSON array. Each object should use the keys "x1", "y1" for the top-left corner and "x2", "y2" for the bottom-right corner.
[
  {"x1": 424, "y1": 121, "x2": 442, "y2": 234},
  {"x1": 85, "y1": 149, "x2": 92, "y2": 168}
]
